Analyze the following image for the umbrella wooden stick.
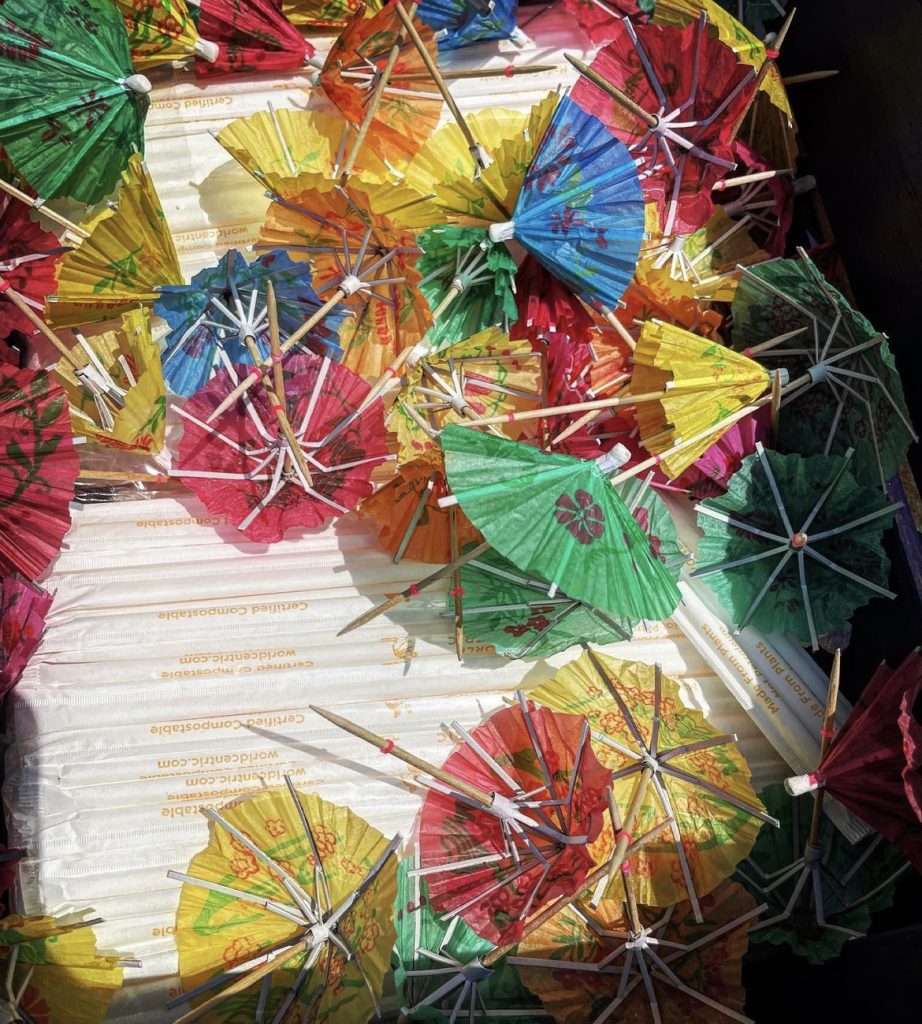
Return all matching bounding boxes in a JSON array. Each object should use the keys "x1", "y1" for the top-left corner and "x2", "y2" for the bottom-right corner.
[
  {"x1": 353, "y1": 64, "x2": 558, "y2": 83},
  {"x1": 600, "y1": 307, "x2": 637, "y2": 351},
  {"x1": 449, "y1": 505, "x2": 464, "y2": 662},
  {"x1": 337, "y1": 541, "x2": 491, "y2": 635},
  {"x1": 309, "y1": 703, "x2": 494, "y2": 806},
  {"x1": 772, "y1": 7, "x2": 797, "y2": 52},
  {"x1": 564, "y1": 54, "x2": 659, "y2": 130},
  {"x1": 807, "y1": 648, "x2": 840, "y2": 849},
  {"x1": 0, "y1": 282, "x2": 84, "y2": 371},
  {"x1": 339, "y1": 2, "x2": 420, "y2": 184},
  {"x1": 739, "y1": 325, "x2": 809, "y2": 356},
  {"x1": 0, "y1": 178, "x2": 89, "y2": 239},
  {"x1": 605, "y1": 765, "x2": 655, "y2": 885},
  {"x1": 454, "y1": 389, "x2": 669, "y2": 430},
  {"x1": 769, "y1": 369, "x2": 783, "y2": 445},
  {"x1": 713, "y1": 169, "x2": 793, "y2": 191},
  {"x1": 782, "y1": 70, "x2": 839, "y2": 86}
]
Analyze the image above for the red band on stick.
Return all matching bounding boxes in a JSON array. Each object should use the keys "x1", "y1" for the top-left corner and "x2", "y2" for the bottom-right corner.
[
  {"x1": 808, "y1": 771, "x2": 823, "y2": 786},
  {"x1": 820, "y1": 726, "x2": 836, "y2": 738},
  {"x1": 743, "y1": 347, "x2": 753, "y2": 357},
  {"x1": 380, "y1": 738, "x2": 396, "y2": 754},
  {"x1": 506, "y1": 412, "x2": 516, "y2": 422},
  {"x1": 247, "y1": 367, "x2": 262, "y2": 380},
  {"x1": 450, "y1": 587, "x2": 464, "y2": 596},
  {"x1": 617, "y1": 830, "x2": 633, "y2": 846},
  {"x1": 766, "y1": 48, "x2": 780, "y2": 59},
  {"x1": 620, "y1": 861, "x2": 631, "y2": 873},
  {"x1": 0, "y1": 280, "x2": 10, "y2": 293},
  {"x1": 504, "y1": 64, "x2": 514, "y2": 77},
  {"x1": 271, "y1": 353, "x2": 284, "y2": 364},
  {"x1": 408, "y1": 583, "x2": 420, "y2": 596}
]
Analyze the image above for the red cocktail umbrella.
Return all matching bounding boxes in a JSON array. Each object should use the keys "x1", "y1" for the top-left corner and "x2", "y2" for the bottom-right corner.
[
  {"x1": 716, "y1": 139, "x2": 793, "y2": 257},
  {"x1": 570, "y1": 13, "x2": 758, "y2": 235},
  {"x1": 0, "y1": 574, "x2": 52, "y2": 694},
  {"x1": 564, "y1": 0, "x2": 652, "y2": 45},
  {"x1": 195, "y1": 0, "x2": 315, "y2": 76},
  {"x1": 899, "y1": 656, "x2": 922, "y2": 823},
  {"x1": 175, "y1": 352, "x2": 389, "y2": 543},
  {"x1": 786, "y1": 650, "x2": 922, "y2": 872},
  {"x1": 513, "y1": 256, "x2": 595, "y2": 348},
  {"x1": 0, "y1": 365, "x2": 78, "y2": 580}
]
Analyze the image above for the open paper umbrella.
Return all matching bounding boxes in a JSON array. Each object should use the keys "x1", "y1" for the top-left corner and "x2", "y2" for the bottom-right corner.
[
  {"x1": 0, "y1": 365, "x2": 78, "y2": 580},
  {"x1": 168, "y1": 783, "x2": 399, "y2": 1024},
  {"x1": 531, "y1": 648, "x2": 774, "y2": 916},
  {"x1": 394, "y1": 846, "x2": 550, "y2": 1022},
  {"x1": 47, "y1": 152, "x2": 183, "y2": 329},
  {"x1": 176, "y1": 349, "x2": 389, "y2": 543},
  {"x1": 418, "y1": 0, "x2": 520, "y2": 50},
  {"x1": 281, "y1": 0, "x2": 383, "y2": 30},
  {"x1": 730, "y1": 251, "x2": 917, "y2": 489},
  {"x1": 155, "y1": 248, "x2": 344, "y2": 396},
  {"x1": 568, "y1": 13, "x2": 759, "y2": 236},
  {"x1": 693, "y1": 443, "x2": 900, "y2": 650},
  {"x1": 114, "y1": 0, "x2": 219, "y2": 69},
  {"x1": 193, "y1": 0, "x2": 316, "y2": 76},
  {"x1": 0, "y1": 574, "x2": 52, "y2": 694},
  {"x1": 735, "y1": 783, "x2": 909, "y2": 964},
  {"x1": 0, "y1": 0, "x2": 151, "y2": 204},
  {"x1": 0, "y1": 914, "x2": 126, "y2": 1024},
  {"x1": 53, "y1": 308, "x2": 166, "y2": 453},
  {"x1": 513, "y1": 879, "x2": 762, "y2": 1024},
  {"x1": 439, "y1": 423, "x2": 681, "y2": 623},
  {"x1": 0, "y1": 187, "x2": 68, "y2": 342}
]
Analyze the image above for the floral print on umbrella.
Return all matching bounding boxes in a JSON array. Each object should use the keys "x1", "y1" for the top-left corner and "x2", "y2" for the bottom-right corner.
[{"x1": 554, "y1": 489, "x2": 606, "y2": 544}]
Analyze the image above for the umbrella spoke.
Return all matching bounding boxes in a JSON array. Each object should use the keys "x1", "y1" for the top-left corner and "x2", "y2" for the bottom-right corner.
[{"x1": 802, "y1": 546, "x2": 897, "y2": 599}]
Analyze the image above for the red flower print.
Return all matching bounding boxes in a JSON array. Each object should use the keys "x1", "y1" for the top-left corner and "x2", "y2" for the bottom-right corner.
[
  {"x1": 359, "y1": 918, "x2": 380, "y2": 953},
  {"x1": 222, "y1": 935, "x2": 260, "y2": 967},
  {"x1": 161, "y1": 15, "x2": 182, "y2": 38},
  {"x1": 264, "y1": 818, "x2": 285, "y2": 837},
  {"x1": 632, "y1": 506, "x2": 663, "y2": 561},
  {"x1": 554, "y1": 490, "x2": 605, "y2": 544},
  {"x1": 229, "y1": 852, "x2": 259, "y2": 880},
  {"x1": 19, "y1": 986, "x2": 50, "y2": 1024}
]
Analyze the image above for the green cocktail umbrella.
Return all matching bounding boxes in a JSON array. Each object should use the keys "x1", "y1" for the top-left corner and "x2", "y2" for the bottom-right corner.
[
  {"x1": 0, "y1": 0, "x2": 151, "y2": 204},
  {"x1": 692, "y1": 442, "x2": 900, "y2": 649},
  {"x1": 393, "y1": 850, "x2": 549, "y2": 1022},
  {"x1": 439, "y1": 424, "x2": 682, "y2": 623},
  {"x1": 731, "y1": 250, "x2": 916, "y2": 490}
]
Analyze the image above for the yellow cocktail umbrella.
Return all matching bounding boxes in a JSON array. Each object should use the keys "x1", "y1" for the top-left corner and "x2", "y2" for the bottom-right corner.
[{"x1": 114, "y1": 0, "x2": 218, "y2": 70}]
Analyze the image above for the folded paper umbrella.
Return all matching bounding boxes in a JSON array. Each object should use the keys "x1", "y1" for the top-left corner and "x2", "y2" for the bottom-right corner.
[
  {"x1": 393, "y1": 844, "x2": 550, "y2": 1022},
  {"x1": 900, "y1": 662, "x2": 922, "y2": 821},
  {"x1": 155, "y1": 248, "x2": 343, "y2": 396},
  {"x1": 193, "y1": 0, "x2": 316, "y2": 76},
  {"x1": 568, "y1": 13, "x2": 759, "y2": 236},
  {"x1": 531, "y1": 648, "x2": 774, "y2": 917},
  {"x1": 693, "y1": 443, "x2": 900, "y2": 650},
  {"x1": 0, "y1": 187, "x2": 68, "y2": 342},
  {"x1": 47, "y1": 152, "x2": 183, "y2": 329},
  {"x1": 167, "y1": 781, "x2": 399, "y2": 1024},
  {"x1": 418, "y1": 0, "x2": 520, "y2": 50},
  {"x1": 114, "y1": 0, "x2": 219, "y2": 69},
  {"x1": 281, "y1": 0, "x2": 382, "y2": 30},
  {"x1": 785, "y1": 649, "x2": 922, "y2": 872},
  {"x1": 714, "y1": 139, "x2": 793, "y2": 257},
  {"x1": 52, "y1": 308, "x2": 166, "y2": 453},
  {"x1": 0, "y1": 574, "x2": 52, "y2": 694},
  {"x1": 0, "y1": 914, "x2": 126, "y2": 1024},
  {"x1": 513, "y1": 879, "x2": 763, "y2": 1024},
  {"x1": 730, "y1": 251, "x2": 917, "y2": 489},
  {"x1": 312, "y1": 693, "x2": 611, "y2": 946},
  {"x1": 0, "y1": 365, "x2": 78, "y2": 580},
  {"x1": 512, "y1": 255, "x2": 596, "y2": 348},
  {"x1": 0, "y1": 0, "x2": 151, "y2": 204},
  {"x1": 439, "y1": 423, "x2": 681, "y2": 623}
]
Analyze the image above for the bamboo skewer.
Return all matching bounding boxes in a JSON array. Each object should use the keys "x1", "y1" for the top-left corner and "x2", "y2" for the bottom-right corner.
[
  {"x1": 807, "y1": 649, "x2": 840, "y2": 849},
  {"x1": 713, "y1": 168, "x2": 793, "y2": 191},
  {"x1": 0, "y1": 178, "x2": 90, "y2": 239},
  {"x1": 769, "y1": 368, "x2": 783, "y2": 445},
  {"x1": 782, "y1": 70, "x2": 839, "y2": 86},
  {"x1": 449, "y1": 505, "x2": 464, "y2": 662},
  {"x1": 344, "y1": 64, "x2": 558, "y2": 83},
  {"x1": 565, "y1": 54, "x2": 659, "y2": 129},
  {"x1": 604, "y1": 766, "x2": 655, "y2": 886}
]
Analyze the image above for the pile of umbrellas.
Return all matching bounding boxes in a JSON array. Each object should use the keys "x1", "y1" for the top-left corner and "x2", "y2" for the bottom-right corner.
[{"x1": 0, "y1": 0, "x2": 920, "y2": 1021}]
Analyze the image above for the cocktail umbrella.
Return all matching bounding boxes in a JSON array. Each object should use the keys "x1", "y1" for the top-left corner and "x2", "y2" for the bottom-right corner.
[
  {"x1": 389, "y1": 329, "x2": 546, "y2": 463},
  {"x1": 785, "y1": 650, "x2": 922, "y2": 872},
  {"x1": 0, "y1": 186, "x2": 68, "y2": 341},
  {"x1": 0, "y1": 574, "x2": 52, "y2": 694},
  {"x1": 668, "y1": 407, "x2": 770, "y2": 500},
  {"x1": 900, "y1": 661, "x2": 922, "y2": 822},
  {"x1": 52, "y1": 308, "x2": 166, "y2": 453},
  {"x1": 312, "y1": 693, "x2": 611, "y2": 946},
  {"x1": 568, "y1": 14, "x2": 759, "y2": 236},
  {"x1": 0, "y1": 0, "x2": 151, "y2": 204},
  {"x1": 513, "y1": 879, "x2": 762, "y2": 1024},
  {"x1": 193, "y1": 0, "x2": 316, "y2": 76},
  {"x1": 281, "y1": 0, "x2": 382, "y2": 30},
  {"x1": 693, "y1": 443, "x2": 900, "y2": 650},
  {"x1": 46, "y1": 152, "x2": 183, "y2": 329},
  {"x1": 623, "y1": 261, "x2": 723, "y2": 339},
  {"x1": 0, "y1": 365, "x2": 78, "y2": 580},
  {"x1": 168, "y1": 782, "x2": 399, "y2": 1024},
  {"x1": 155, "y1": 248, "x2": 344, "y2": 396},
  {"x1": 0, "y1": 914, "x2": 126, "y2": 1024},
  {"x1": 530, "y1": 648, "x2": 774, "y2": 917},
  {"x1": 730, "y1": 251, "x2": 917, "y2": 489},
  {"x1": 114, "y1": 0, "x2": 219, "y2": 69},
  {"x1": 513, "y1": 256, "x2": 595, "y2": 348},
  {"x1": 715, "y1": 139, "x2": 793, "y2": 257},
  {"x1": 176, "y1": 346, "x2": 389, "y2": 543},
  {"x1": 418, "y1": 0, "x2": 520, "y2": 50},
  {"x1": 735, "y1": 783, "x2": 909, "y2": 963},
  {"x1": 564, "y1": 0, "x2": 654, "y2": 45},
  {"x1": 394, "y1": 845, "x2": 550, "y2": 1022},
  {"x1": 439, "y1": 423, "x2": 682, "y2": 624},
  {"x1": 358, "y1": 453, "x2": 480, "y2": 564}
]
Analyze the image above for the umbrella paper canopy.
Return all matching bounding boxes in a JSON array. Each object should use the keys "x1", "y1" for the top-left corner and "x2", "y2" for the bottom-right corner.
[
  {"x1": 513, "y1": 255, "x2": 596, "y2": 348},
  {"x1": 53, "y1": 308, "x2": 166, "y2": 453},
  {"x1": 155, "y1": 248, "x2": 344, "y2": 396},
  {"x1": 717, "y1": 139, "x2": 793, "y2": 258},
  {"x1": 169, "y1": 785, "x2": 399, "y2": 1024},
  {"x1": 440, "y1": 423, "x2": 681, "y2": 624},
  {"x1": 786, "y1": 651, "x2": 922, "y2": 872},
  {"x1": 570, "y1": 14, "x2": 758, "y2": 236},
  {"x1": 114, "y1": 0, "x2": 217, "y2": 69},
  {"x1": 900, "y1": 667, "x2": 922, "y2": 822},
  {"x1": 194, "y1": 0, "x2": 315, "y2": 76},
  {"x1": 282, "y1": 0, "x2": 382, "y2": 30},
  {"x1": 419, "y1": 0, "x2": 519, "y2": 50},
  {"x1": 417, "y1": 694, "x2": 611, "y2": 946},
  {"x1": 693, "y1": 443, "x2": 900, "y2": 650},
  {"x1": 735, "y1": 784, "x2": 909, "y2": 964},
  {"x1": 0, "y1": 914, "x2": 125, "y2": 1024},
  {"x1": 176, "y1": 352, "x2": 389, "y2": 543},
  {"x1": 564, "y1": 0, "x2": 655, "y2": 45},
  {"x1": 47, "y1": 152, "x2": 183, "y2": 329},
  {"x1": 514, "y1": 880, "x2": 761, "y2": 1024},
  {"x1": 0, "y1": 0, "x2": 151, "y2": 204},
  {"x1": 730, "y1": 252, "x2": 917, "y2": 489},
  {"x1": 0, "y1": 574, "x2": 52, "y2": 695},
  {"x1": 531, "y1": 648, "x2": 773, "y2": 914},
  {"x1": 0, "y1": 365, "x2": 78, "y2": 581}
]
